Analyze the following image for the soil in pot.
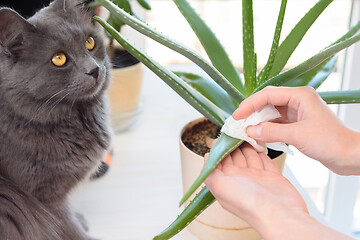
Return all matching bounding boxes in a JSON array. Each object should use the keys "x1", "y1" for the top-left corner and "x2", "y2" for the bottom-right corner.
[
  {"x1": 181, "y1": 119, "x2": 221, "y2": 156},
  {"x1": 111, "y1": 48, "x2": 140, "y2": 68},
  {"x1": 181, "y1": 119, "x2": 283, "y2": 159}
]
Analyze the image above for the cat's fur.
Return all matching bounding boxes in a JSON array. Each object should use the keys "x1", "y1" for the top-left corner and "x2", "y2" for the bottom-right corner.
[{"x1": 0, "y1": 0, "x2": 111, "y2": 239}]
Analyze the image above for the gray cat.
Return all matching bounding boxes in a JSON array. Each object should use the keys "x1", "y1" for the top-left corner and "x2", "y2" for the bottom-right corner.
[{"x1": 0, "y1": 0, "x2": 112, "y2": 239}]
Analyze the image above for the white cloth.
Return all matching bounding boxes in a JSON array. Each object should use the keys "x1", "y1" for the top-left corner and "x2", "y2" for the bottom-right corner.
[{"x1": 221, "y1": 105, "x2": 293, "y2": 155}]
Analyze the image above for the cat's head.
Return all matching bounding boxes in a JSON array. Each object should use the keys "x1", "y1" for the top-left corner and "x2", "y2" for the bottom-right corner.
[{"x1": 0, "y1": 0, "x2": 111, "y2": 120}]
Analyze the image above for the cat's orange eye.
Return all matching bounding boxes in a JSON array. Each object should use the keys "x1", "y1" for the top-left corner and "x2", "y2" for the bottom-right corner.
[
  {"x1": 86, "y1": 36, "x2": 95, "y2": 51},
  {"x1": 52, "y1": 52, "x2": 67, "y2": 67}
]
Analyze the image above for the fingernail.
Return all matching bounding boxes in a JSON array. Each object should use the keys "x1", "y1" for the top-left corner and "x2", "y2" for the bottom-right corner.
[{"x1": 247, "y1": 125, "x2": 262, "y2": 138}]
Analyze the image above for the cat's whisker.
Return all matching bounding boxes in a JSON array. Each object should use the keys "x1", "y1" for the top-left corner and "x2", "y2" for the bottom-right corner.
[
  {"x1": 45, "y1": 91, "x2": 72, "y2": 121},
  {"x1": 44, "y1": 89, "x2": 68, "y2": 105},
  {"x1": 26, "y1": 89, "x2": 69, "y2": 125}
]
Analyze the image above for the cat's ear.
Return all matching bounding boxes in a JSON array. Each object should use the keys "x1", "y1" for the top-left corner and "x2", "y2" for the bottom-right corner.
[
  {"x1": 54, "y1": 0, "x2": 96, "y2": 16},
  {"x1": 75, "y1": 0, "x2": 97, "y2": 16},
  {"x1": 0, "y1": 8, "x2": 36, "y2": 57}
]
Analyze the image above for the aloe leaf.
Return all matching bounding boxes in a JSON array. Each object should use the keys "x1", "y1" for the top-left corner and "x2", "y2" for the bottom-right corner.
[
  {"x1": 332, "y1": 21, "x2": 360, "y2": 45},
  {"x1": 255, "y1": 33, "x2": 360, "y2": 92},
  {"x1": 258, "y1": 0, "x2": 287, "y2": 83},
  {"x1": 284, "y1": 56, "x2": 337, "y2": 88},
  {"x1": 319, "y1": 90, "x2": 360, "y2": 104},
  {"x1": 112, "y1": 0, "x2": 132, "y2": 13},
  {"x1": 153, "y1": 186, "x2": 215, "y2": 240},
  {"x1": 174, "y1": 72, "x2": 238, "y2": 115},
  {"x1": 243, "y1": 0, "x2": 257, "y2": 96},
  {"x1": 180, "y1": 133, "x2": 243, "y2": 206},
  {"x1": 268, "y1": 0, "x2": 334, "y2": 78},
  {"x1": 173, "y1": 0, "x2": 245, "y2": 95},
  {"x1": 263, "y1": 19, "x2": 360, "y2": 89},
  {"x1": 95, "y1": 16, "x2": 228, "y2": 126},
  {"x1": 136, "y1": 0, "x2": 151, "y2": 10},
  {"x1": 307, "y1": 56, "x2": 337, "y2": 89},
  {"x1": 96, "y1": 0, "x2": 245, "y2": 103}
]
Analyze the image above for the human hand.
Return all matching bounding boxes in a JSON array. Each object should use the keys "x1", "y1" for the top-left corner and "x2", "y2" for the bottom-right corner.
[
  {"x1": 233, "y1": 86, "x2": 360, "y2": 175},
  {"x1": 204, "y1": 143, "x2": 308, "y2": 238},
  {"x1": 205, "y1": 143, "x2": 354, "y2": 240}
]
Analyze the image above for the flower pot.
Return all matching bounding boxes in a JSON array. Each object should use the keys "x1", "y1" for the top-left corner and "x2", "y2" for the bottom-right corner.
[
  {"x1": 108, "y1": 48, "x2": 144, "y2": 133},
  {"x1": 179, "y1": 117, "x2": 286, "y2": 240}
]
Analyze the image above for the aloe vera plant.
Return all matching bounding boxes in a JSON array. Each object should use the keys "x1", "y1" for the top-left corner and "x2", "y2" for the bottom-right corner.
[{"x1": 92, "y1": 0, "x2": 360, "y2": 239}]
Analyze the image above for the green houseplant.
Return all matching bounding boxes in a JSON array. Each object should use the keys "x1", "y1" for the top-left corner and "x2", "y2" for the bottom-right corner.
[
  {"x1": 90, "y1": 0, "x2": 151, "y2": 57},
  {"x1": 92, "y1": 0, "x2": 360, "y2": 239},
  {"x1": 90, "y1": 0, "x2": 151, "y2": 132}
]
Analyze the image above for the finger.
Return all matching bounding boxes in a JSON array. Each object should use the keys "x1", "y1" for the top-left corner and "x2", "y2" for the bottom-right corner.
[
  {"x1": 242, "y1": 143, "x2": 264, "y2": 170},
  {"x1": 232, "y1": 86, "x2": 302, "y2": 120},
  {"x1": 247, "y1": 121, "x2": 298, "y2": 146},
  {"x1": 204, "y1": 168, "x2": 224, "y2": 189},
  {"x1": 259, "y1": 153, "x2": 281, "y2": 174},
  {"x1": 231, "y1": 148, "x2": 247, "y2": 168}
]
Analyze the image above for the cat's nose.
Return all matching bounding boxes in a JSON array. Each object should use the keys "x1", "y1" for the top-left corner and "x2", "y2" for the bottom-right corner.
[{"x1": 86, "y1": 67, "x2": 99, "y2": 79}]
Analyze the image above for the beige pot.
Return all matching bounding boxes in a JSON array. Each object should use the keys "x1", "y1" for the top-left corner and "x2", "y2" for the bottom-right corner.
[
  {"x1": 108, "y1": 62, "x2": 144, "y2": 133},
  {"x1": 179, "y1": 117, "x2": 286, "y2": 240}
]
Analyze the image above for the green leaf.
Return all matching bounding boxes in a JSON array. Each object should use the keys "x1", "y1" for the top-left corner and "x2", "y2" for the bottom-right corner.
[
  {"x1": 332, "y1": 21, "x2": 360, "y2": 45},
  {"x1": 263, "y1": 19, "x2": 360, "y2": 89},
  {"x1": 258, "y1": 0, "x2": 287, "y2": 83},
  {"x1": 95, "y1": 0, "x2": 246, "y2": 103},
  {"x1": 255, "y1": 33, "x2": 360, "y2": 92},
  {"x1": 95, "y1": 16, "x2": 228, "y2": 126},
  {"x1": 268, "y1": 0, "x2": 334, "y2": 78},
  {"x1": 307, "y1": 56, "x2": 337, "y2": 89},
  {"x1": 153, "y1": 187, "x2": 215, "y2": 240},
  {"x1": 173, "y1": 0, "x2": 245, "y2": 94},
  {"x1": 111, "y1": 0, "x2": 133, "y2": 14},
  {"x1": 242, "y1": 0, "x2": 257, "y2": 96},
  {"x1": 180, "y1": 133, "x2": 243, "y2": 206},
  {"x1": 174, "y1": 72, "x2": 238, "y2": 115},
  {"x1": 319, "y1": 90, "x2": 360, "y2": 104},
  {"x1": 107, "y1": 15, "x2": 124, "y2": 35},
  {"x1": 284, "y1": 56, "x2": 337, "y2": 88},
  {"x1": 136, "y1": 0, "x2": 151, "y2": 10}
]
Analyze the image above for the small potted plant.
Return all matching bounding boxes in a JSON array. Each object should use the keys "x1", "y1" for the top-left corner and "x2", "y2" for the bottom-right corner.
[
  {"x1": 94, "y1": 0, "x2": 360, "y2": 239},
  {"x1": 90, "y1": 0, "x2": 151, "y2": 132}
]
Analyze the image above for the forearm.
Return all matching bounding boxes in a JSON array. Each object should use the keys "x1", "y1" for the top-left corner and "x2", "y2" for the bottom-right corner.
[
  {"x1": 252, "y1": 210, "x2": 354, "y2": 240},
  {"x1": 335, "y1": 128, "x2": 360, "y2": 175}
]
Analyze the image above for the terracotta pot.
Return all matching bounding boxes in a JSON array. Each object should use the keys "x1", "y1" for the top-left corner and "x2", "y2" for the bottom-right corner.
[
  {"x1": 179, "y1": 117, "x2": 286, "y2": 240},
  {"x1": 108, "y1": 50, "x2": 144, "y2": 133}
]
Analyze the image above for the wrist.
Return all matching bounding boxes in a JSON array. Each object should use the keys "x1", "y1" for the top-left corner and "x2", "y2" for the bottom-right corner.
[
  {"x1": 249, "y1": 205, "x2": 310, "y2": 239},
  {"x1": 335, "y1": 129, "x2": 360, "y2": 175},
  {"x1": 251, "y1": 207, "x2": 353, "y2": 240}
]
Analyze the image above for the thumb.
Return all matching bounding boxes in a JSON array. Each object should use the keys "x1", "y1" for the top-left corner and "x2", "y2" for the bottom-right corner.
[{"x1": 247, "y1": 122, "x2": 296, "y2": 145}]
